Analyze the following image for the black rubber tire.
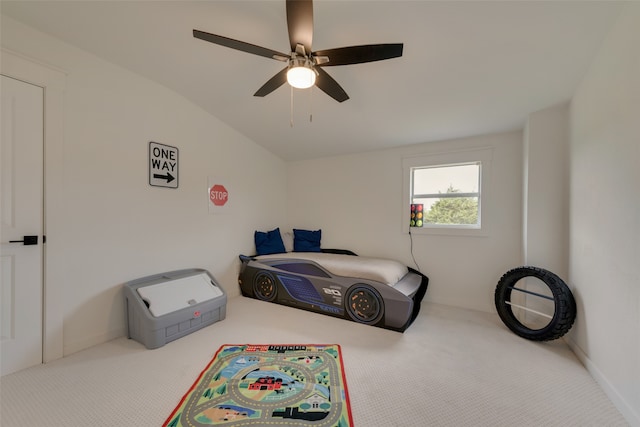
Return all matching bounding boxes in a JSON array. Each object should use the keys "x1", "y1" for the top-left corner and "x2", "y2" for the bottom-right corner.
[
  {"x1": 495, "y1": 266, "x2": 576, "y2": 341},
  {"x1": 345, "y1": 285, "x2": 384, "y2": 325},
  {"x1": 253, "y1": 272, "x2": 277, "y2": 302}
]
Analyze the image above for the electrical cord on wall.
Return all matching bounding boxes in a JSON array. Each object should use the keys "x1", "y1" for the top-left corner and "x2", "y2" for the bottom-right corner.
[{"x1": 409, "y1": 229, "x2": 421, "y2": 272}]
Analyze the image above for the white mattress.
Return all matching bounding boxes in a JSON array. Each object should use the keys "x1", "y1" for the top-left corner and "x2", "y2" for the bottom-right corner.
[{"x1": 256, "y1": 252, "x2": 408, "y2": 285}]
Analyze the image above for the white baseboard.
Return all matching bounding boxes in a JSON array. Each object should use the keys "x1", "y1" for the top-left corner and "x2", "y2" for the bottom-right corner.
[
  {"x1": 566, "y1": 336, "x2": 640, "y2": 427},
  {"x1": 62, "y1": 328, "x2": 126, "y2": 357}
]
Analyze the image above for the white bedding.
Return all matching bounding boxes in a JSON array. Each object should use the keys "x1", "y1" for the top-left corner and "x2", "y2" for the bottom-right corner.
[{"x1": 255, "y1": 252, "x2": 408, "y2": 286}]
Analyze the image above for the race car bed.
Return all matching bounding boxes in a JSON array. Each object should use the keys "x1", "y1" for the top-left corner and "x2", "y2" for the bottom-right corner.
[{"x1": 238, "y1": 249, "x2": 429, "y2": 332}]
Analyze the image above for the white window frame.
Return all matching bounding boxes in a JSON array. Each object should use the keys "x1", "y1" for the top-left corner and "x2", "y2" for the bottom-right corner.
[{"x1": 402, "y1": 147, "x2": 493, "y2": 237}]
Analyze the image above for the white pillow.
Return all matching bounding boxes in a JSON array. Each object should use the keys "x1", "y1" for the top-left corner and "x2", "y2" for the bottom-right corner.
[{"x1": 282, "y1": 230, "x2": 294, "y2": 252}]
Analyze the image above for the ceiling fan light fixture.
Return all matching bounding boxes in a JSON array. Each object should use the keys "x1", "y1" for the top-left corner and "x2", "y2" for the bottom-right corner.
[{"x1": 287, "y1": 60, "x2": 316, "y2": 89}]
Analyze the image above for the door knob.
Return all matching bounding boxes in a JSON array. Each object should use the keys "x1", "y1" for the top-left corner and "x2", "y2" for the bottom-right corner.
[{"x1": 9, "y1": 235, "x2": 38, "y2": 245}]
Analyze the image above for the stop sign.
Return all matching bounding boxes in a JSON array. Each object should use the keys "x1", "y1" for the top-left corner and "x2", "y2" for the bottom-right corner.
[{"x1": 209, "y1": 184, "x2": 228, "y2": 206}]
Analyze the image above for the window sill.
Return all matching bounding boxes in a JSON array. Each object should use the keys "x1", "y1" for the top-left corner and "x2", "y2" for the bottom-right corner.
[{"x1": 406, "y1": 226, "x2": 489, "y2": 237}]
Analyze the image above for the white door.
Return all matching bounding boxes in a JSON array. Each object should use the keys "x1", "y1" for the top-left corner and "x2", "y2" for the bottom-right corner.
[{"x1": 0, "y1": 74, "x2": 44, "y2": 376}]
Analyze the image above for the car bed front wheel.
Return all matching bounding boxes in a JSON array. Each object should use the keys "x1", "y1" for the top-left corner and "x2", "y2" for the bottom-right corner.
[{"x1": 345, "y1": 284, "x2": 384, "y2": 325}]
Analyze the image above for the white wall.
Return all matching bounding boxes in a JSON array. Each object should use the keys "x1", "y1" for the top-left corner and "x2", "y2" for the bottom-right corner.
[
  {"x1": 523, "y1": 103, "x2": 569, "y2": 278},
  {"x1": 1, "y1": 16, "x2": 287, "y2": 356},
  {"x1": 287, "y1": 131, "x2": 523, "y2": 314},
  {"x1": 567, "y1": 3, "x2": 640, "y2": 425},
  {"x1": 4, "y1": 11, "x2": 638, "y2": 424}
]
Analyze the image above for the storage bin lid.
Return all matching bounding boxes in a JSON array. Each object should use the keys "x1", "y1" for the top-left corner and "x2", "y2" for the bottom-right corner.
[{"x1": 136, "y1": 272, "x2": 223, "y2": 317}]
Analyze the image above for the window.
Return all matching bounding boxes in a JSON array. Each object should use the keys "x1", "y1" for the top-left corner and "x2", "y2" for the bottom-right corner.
[
  {"x1": 402, "y1": 148, "x2": 493, "y2": 236},
  {"x1": 411, "y1": 163, "x2": 481, "y2": 227}
]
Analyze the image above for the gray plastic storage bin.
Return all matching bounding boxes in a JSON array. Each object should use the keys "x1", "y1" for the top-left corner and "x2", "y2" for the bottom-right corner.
[{"x1": 124, "y1": 268, "x2": 227, "y2": 349}]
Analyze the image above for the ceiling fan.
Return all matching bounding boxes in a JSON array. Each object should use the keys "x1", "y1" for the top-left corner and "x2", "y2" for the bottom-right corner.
[{"x1": 193, "y1": 0, "x2": 403, "y2": 103}]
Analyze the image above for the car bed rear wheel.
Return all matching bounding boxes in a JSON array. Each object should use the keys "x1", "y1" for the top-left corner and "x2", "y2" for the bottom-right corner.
[{"x1": 253, "y1": 272, "x2": 277, "y2": 301}]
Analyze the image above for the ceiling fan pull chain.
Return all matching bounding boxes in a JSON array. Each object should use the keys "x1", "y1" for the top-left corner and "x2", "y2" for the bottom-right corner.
[
  {"x1": 309, "y1": 86, "x2": 313, "y2": 123},
  {"x1": 290, "y1": 85, "x2": 294, "y2": 128}
]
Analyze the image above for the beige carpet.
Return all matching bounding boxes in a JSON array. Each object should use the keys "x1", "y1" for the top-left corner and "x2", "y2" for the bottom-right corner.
[{"x1": 0, "y1": 296, "x2": 628, "y2": 426}]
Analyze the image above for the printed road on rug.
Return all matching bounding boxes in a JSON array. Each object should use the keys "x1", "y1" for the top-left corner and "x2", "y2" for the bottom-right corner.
[{"x1": 164, "y1": 344, "x2": 353, "y2": 427}]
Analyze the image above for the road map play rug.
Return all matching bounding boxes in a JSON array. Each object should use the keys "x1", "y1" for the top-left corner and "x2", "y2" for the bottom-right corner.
[{"x1": 164, "y1": 344, "x2": 353, "y2": 427}]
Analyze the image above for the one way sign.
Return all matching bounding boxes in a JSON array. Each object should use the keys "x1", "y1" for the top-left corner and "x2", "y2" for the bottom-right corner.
[{"x1": 149, "y1": 141, "x2": 179, "y2": 188}]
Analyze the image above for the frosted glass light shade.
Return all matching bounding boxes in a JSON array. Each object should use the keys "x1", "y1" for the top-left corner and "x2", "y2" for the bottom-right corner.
[{"x1": 287, "y1": 66, "x2": 316, "y2": 89}]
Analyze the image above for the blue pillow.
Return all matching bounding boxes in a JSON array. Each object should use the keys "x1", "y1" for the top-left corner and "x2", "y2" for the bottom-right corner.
[
  {"x1": 255, "y1": 228, "x2": 286, "y2": 255},
  {"x1": 293, "y1": 229, "x2": 322, "y2": 252}
]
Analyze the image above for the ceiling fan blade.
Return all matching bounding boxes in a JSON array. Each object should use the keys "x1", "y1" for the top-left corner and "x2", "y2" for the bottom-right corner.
[
  {"x1": 286, "y1": 0, "x2": 313, "y2": 54},
  {"x1": 314, "y1": 44, "x2": 403, "y2": 66},
  {"x1": 193, "y1": 29, "x2": 289, "y2": 61},
  {"x1": 254, "y1": 67, "x2": 289, "y2": 97},
  {"x1": 315, "y1": 67, "x2": 349, "y2": 103}
]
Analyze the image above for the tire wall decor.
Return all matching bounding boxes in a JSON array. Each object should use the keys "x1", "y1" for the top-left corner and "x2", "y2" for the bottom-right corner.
[{"x1": 494, "y1": 266, "x2": 576, "y2": 341}]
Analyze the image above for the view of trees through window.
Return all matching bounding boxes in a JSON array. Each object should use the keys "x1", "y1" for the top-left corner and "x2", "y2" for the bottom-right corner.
[
  {"x1": 423, "y1": 185, "x2": 478, "y2": 225},
  {"x1": 411, "y1": 163, "x2": 480, "y2": 227}
]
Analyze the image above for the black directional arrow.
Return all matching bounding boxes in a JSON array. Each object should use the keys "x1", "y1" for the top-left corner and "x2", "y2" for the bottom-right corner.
[{"x1": 153, "y1": 172, "x2": 175, "y2": 183}]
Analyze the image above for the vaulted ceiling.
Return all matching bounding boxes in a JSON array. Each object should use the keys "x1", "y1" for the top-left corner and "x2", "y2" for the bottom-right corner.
[{"x1": 1, "y1": 1, "x2": 623, "y2": 160}]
